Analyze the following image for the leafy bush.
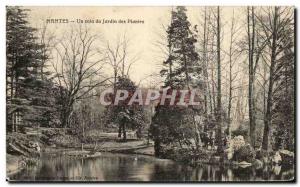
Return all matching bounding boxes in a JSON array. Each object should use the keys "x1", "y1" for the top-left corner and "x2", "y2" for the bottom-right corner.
[
  {"x1": 41, "y1": 129, "x2": 62, "y2": 137},
  {"x1": 230, "y1": 135, "x2": 246, "y2": 151},
  {"x1": 51, "y1": 135, "x2": 80, "y2": 147}
]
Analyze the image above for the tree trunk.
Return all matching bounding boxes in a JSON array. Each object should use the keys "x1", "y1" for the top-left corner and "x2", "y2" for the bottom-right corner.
[
  {"x1": 14, "y1": 77, "x2": 19, "y2": 132},
  {"x1": 262, "y1": 7, "x2": 278, "y2": 151},
  {"x1": 228, "y1": 77, "x2": 232, "y2": 139},
  {"x1": 82, "y1": 118, "x2": 85, "y2": 138},
  {"x1": 262, "y1": 79, "x2": 273, "y2": 151},
  {"x1": 122, "y1": 122, "x2": 126, "y2": 141},
  {"x1": 227, "y1": 11, "x2": 235, "y2": 139},
  {"x1": 118, "y1": 125, "x2": 122, "y2": 138},
  {"x1": 202, "y1": 8, "x2": 208, "y2": 115},
  {"x1": 193, "y1": 112, "x2": 201, "y2": 150},
  {"x1": 10, "y1": 71, "x2": 15, "y2": 132},
  {"x1": 216, "y1": 7, "x2": 223, "y2": 154},
  {"x1": 182, "y1": 44, "x2": 189, "y2": 88},
  {"x1": 210, "y1": 31, "x2": 216, "y2": 115},
  {"x1": 247, "y1": 7, "x2": 256, "y2": 147},
  {"x1": 154, "y1": 140, "x2": 161, "y2": 157}
]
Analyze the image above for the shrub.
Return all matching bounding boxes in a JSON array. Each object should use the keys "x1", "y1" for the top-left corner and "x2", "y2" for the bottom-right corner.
[
  {"x1": 51, "y1": 135, "x2": 80, "y2": 147},
  {"x1": 229, "y1": 135, "x2": 246, "y2": 151}
]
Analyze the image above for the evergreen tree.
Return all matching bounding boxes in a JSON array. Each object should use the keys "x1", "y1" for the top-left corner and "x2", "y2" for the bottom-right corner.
[
  {"x1": 271, "y1": 16, "x2": 294, "y2": 151},
  {"x1": 260, "y1": 7, "x2": 294, "y2": 151},
  {"x1": 161, "y1": 6, "x2": 200, "y2": 88},
  {"x1": 6, "y1": 7, "x2": 54, "y2": 132},
  {"x1": 151, "y1": 6, "x2": 203, "y2": 157}
]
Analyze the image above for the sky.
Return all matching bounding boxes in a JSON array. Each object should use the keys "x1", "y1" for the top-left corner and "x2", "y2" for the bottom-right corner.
[{"x1": 26, "y1": 6, "x2": 244, "y2": 87}]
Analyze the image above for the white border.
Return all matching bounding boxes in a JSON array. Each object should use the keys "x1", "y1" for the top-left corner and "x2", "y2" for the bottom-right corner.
[
  {"x1": 2, "y1": 0, "x2": 299, "y2": 6},
  {"x1": 0, "y1": 0, "x2": 299, "y2": 187}
]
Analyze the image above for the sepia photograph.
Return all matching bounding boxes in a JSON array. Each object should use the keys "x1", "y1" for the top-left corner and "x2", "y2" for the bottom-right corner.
[{"x1": 6, "y1": 6, "x2": 295, "y2": 182}]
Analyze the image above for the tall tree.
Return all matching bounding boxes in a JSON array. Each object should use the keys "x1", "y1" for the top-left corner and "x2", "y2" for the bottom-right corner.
[
  {"x1": 52, "y1": 25, "x2": 108, "y2": 128},
  {"x1": 6, "y1": 7, "x2": 51, "y2": 132},
  {"x1": 151, "y1": 6, "x2": 203, "y2": 157},
  {"x1": 257, "y1": 7, "x2": 294, "y2": 151},
  {"x1": 215, "y1": 6, "x2": 223, "y2": 154},
  {"x1": 247, "y1": 7, "x2": 258, "y2": 147},
  {"x1": 246, "y1": 7, "x2": 267, "y2": 147},
  {"x1": 227, "y1": 9, "x2": 240, "y2": 139},
  {"x1": 160, "y1": 6, "x2": 200, "y2": 88},
  {"x1": 198, "y1": 7, "x2": 214, "y2": 116}
]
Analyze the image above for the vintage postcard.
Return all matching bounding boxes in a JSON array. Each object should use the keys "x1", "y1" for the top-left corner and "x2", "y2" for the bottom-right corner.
[{"x1": 6, "y1": 6, "x2": 295, "y2": 182}]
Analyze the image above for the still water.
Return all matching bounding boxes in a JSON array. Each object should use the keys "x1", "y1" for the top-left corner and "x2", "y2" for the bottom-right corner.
[{"x1": 10, "y1": 152, "x2": 294, "y2": 182}]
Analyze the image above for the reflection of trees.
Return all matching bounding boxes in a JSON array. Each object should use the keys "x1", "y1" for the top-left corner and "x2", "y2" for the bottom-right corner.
[
  {"x1": 231, "y1": 167, "x2": 258, "y2": 181},
  {"x1": 281, "y1": 166, "x2": 294, "y2": 181},
  {"x1": 96, "y1": 154, "x2": 146, "y2": 181},
  {"x1": 149, "y1": 164, "x2": 182, "y2": 181},
  {"x1": 12, "y1": 154, "x2": 295, "y2": 181}
]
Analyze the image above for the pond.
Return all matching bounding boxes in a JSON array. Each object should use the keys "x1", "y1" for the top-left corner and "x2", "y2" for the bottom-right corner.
[{"x1": 9, "y1": 152, "x2": 294, "y2": 182}]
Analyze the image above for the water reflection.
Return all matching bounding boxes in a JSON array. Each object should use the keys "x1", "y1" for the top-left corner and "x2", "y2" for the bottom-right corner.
[{"x1": 10, "y1": 152, "x2": 294, "y2": 182}]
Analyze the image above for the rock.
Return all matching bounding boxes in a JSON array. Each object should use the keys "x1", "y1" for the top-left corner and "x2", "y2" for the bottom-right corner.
[
  {"x1": 272, "y1": 165, "x2": 282, "y2": 175},
  {"x1": 279, "y1": 149, "x2": 294, "y2": 157},
  {"x1": 271, "y1": 151, "x2": 282, "y2": 164},
  {"x1": 225, "y1": 147, "x2": 234, "y2": 160},
  {"x1": 279, "y1": 150, "x2": 294, "y2": 165},
  {"x1": 7, "y1": 132, "x2": 43, "y2": 158},
  {"x1": 252, "y1": 159, "x2": 263, "y2": 169},
  {"x1": 7, "y1": 143, "x2": 28, "y2": 156}
]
